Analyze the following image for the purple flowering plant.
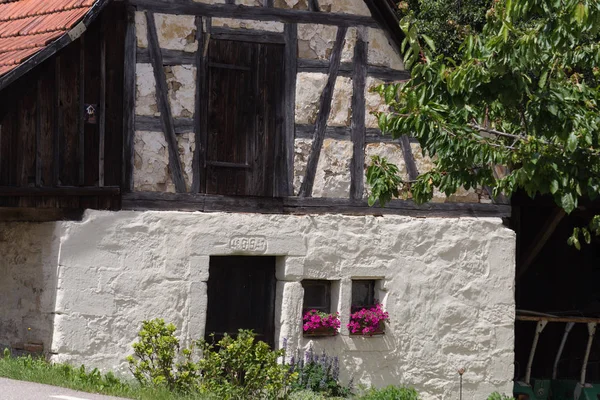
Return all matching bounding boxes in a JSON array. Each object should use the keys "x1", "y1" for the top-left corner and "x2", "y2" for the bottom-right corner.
[
  {"x1": 347, "y1": 302, "x2": 389, "y2": 336},
  {"x1": 302, "y1": 309, "x2": 341, "y2": 335}
]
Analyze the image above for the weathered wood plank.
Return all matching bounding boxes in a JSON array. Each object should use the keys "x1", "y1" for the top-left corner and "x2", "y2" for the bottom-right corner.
[
  {"x1": 122, "y1": 5, "x2": 136, "y2": 193},
  {"x1": 136, "y1": 115, "x2": 195, "y2": 133},
  {"x1": 295, "y1": 124, "x2": 419, "y2": 143},
  {"x1": 53, "y1": 57, "x2": 61, "y2": 186},
  {"x1": 0, "y1": 187, "x2": 120, "y2": 196},
  {"x1": 35, "y1": 77, "x2": 42, "y2": 187},
  {"x1": 299, "y1": 26, "x2": 347, "y2": 197},
  {"x1": 122, "y1": 191, "x2": 512, "y2": 218},
  {"x1": 130, "y1": 0, "x2": 379, "y2": 27},
  {"x1": 137, "y1": 47, "x2": 196, "y2": 64},
  {"x1": 146, "y1": 11, "x2": 187, "y2": 193},
  {"x1": 78, "y1": 36, "x2": 85, "y2": 186},
  {"x1": 211, "y1": 27, "x2": 285, "y2": 44},
  {"x1": 192, "y1": 16, "x2": 205, "y2": 193},
  {"x1": 264, "y1": 0, "x2": 273, "y2": 7},
  {"x1": 350, "y1": 26, "x2": 367, "y2": 200},
  {"x1": 308, "y1": 0, "x2": 320, "y2": 12},
  {"x1": 280, "y1": 23, "x2": 297, "y2": 197},
  {"x1": 99, "y1": 20, "x2": 106, "y2": 187},
  {"x1": 298, "y1": 59, "x2": 411, "y2": 81},
  {"x1": 400, "y1": 135, "x2": 418, "y2": 181}
]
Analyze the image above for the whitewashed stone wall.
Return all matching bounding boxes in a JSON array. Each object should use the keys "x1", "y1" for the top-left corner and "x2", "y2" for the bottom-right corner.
[
  {"x1": 128, "y1": 1, "x2": 487, "y2": 202},
  {"x1": 0, "y1": 222, "x2": 63, "y2": 352},
  {"x1": 10, "y1": 210, "x2": 516, "y2": 400}
]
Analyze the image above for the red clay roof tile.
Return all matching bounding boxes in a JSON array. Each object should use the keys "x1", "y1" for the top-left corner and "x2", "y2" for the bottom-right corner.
[{"x1": 0, "y1": 0, "x2": 98, "y2": 78}]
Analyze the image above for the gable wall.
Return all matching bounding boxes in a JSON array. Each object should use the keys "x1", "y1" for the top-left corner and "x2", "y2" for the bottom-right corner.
[{"x1": 130, "y1": 0, "x2": 487, "y2": 202}]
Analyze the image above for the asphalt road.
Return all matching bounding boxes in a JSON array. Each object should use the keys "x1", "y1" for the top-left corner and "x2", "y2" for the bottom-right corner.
[{"x1": 0, "y1": 378, "x2": 129, "y2": 400}]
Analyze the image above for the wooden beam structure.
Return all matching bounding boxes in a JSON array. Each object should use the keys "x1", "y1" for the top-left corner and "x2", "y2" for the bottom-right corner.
[
  {"x1": 122, "y1": 5, "x2": 136, "y2": 193},
  {"x1": 99, "y1": 19, "x2": 106, "y2": 187},
  {"x1": 299, "y1": 26, "x2": 347, "y2": 197},
  {"x1": 400, "y1": 135, "x2": 419, "y2": 181},
  {"x1": 281, "y1": 23, "x2": 297, "y2": 197},
  {"x1": 130, "y1": 0, "x2": 379, "y2": 27},
  {"x1": 145, "y1": 11, "x2": 187, "y2": 193},
  {"x1": 350, "y1": 27, "x2": 367, "y2": 200},
  {"x1": 123, "y1": 191, "x2": 512, "y2": 218},
  {"x1": 192, "y1": 16, "x2": 210, "y2": 193}
]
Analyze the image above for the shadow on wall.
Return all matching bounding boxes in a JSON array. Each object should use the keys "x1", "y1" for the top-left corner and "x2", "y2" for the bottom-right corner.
[{"x1": 0, "y1": 222, "x2": 62, "y2": 357}]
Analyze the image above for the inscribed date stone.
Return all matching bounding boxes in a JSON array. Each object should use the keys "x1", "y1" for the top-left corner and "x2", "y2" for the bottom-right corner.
[{"x1": 229, "y1": 236, "x2": 268, "y2": 253}]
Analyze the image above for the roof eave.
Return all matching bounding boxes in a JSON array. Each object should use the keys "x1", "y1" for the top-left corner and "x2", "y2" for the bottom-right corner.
[{"x1": 0, "y1": 0, "x2": 112, "y2": 92}]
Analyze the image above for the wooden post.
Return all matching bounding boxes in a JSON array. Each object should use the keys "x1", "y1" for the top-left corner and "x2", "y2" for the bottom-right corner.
[
  {"x1": 299, "y1": 26, "x2": 347, "y2": 197},
  {"x1": 146, "y1": 11, "x2": 187, "y2": 193},
  {"x1": 35, "y1": 77, "x2": 42, "y2": 187},
  {"x1": 192, "y1": 16, "x2": 210, "y2": 193},
  {"x1": 99, "y1": 18, "x2": 106, "y2": 187},
  {"x1": 78, "y1": 36, "x2": 85, "y2": 186},
  {"x1": 400, "y1": 135, "x2": 418, "y2": 181},
  {"x1": 279, "y1": 22, "x2": 297, "y2": 197},
  {"x1": 350, "y1": 26, "x2": 367, "y2": 200},
  {"x1": 122, "y1": 5, "x2": 136, "y2": 193}
]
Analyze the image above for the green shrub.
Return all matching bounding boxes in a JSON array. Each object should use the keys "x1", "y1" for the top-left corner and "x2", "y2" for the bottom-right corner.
[
  {"x1": 197, "y1": 330, "x2": 294, "y2": 399},
  {"x1": 358, "y1": 385, "x2": 420, "y2": 400},
  {"x1": 487, "y1": 393, "x2": 515, "y2": 400},
  {"x1": 289, "y1": 347, "x2": 351, "y2": 398},
  {"x1": 126, "y1": 319, "x2": 199, "y2": 393}
]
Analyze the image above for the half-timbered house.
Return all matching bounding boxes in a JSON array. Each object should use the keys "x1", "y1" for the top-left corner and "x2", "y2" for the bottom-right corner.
[{"x1": 0, "y1": 0, "x2": 515, "y2": 398}]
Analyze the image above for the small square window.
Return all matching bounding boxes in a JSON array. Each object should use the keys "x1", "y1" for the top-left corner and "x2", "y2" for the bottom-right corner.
[
  {"x1": 351, "y1": 280, "x2": 376, "y2": 313},
  {"x1": 302, "y1": 280, "x2": 331, "y2": 314}
]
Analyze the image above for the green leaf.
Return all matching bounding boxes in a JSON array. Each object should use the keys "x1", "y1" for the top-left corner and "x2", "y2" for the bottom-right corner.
[
  {"x1": 550, "y1": 180, "x2": 559, "y2": 194},
  {"x1": 538, "y1": 70, "x2": 548, "y2": 89},
  {"x1": 560, "y1": 193, "x2": 576, "y2": 214},
  {"x1": 422, "y1": 34, "x2": 436, "y2": 53},
  {"x1": 567, "y1": 132, "x2": 578, "y2": 152}
]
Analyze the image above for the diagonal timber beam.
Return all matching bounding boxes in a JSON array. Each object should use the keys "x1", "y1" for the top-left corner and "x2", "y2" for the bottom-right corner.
[
  {"x1": 299, "y1": 26, "x2": 347, "y2": 197},
  {"x1": 146, "y1": 11, "x2": 187, "y2": 193}
]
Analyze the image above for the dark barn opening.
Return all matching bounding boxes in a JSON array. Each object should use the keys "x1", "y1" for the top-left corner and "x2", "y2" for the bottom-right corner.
[{"x1": 513, "y1": 190, "x2": 600, "y2": 384}]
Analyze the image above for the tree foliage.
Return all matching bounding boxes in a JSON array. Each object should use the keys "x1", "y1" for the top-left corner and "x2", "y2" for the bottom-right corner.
[
  {"x1": 396, "y1": 0, "x2": 492, "y2": 59},
  {"x1": 369, "y1": 0, "x2": 600, "y2": 247}
]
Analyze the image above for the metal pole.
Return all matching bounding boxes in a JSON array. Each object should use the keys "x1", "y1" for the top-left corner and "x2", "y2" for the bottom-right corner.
[
  {"x1": 526, "y1": 320, "x2": 547, "y2": 385},
  {"x1": 553, "y1": 322, "x2": 575, "y2": 379},
  {"x1": 581, "y1": 323, "x2": 597, "y2": 385}
]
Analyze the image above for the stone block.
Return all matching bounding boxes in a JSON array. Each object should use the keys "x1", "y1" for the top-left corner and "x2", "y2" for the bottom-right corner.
[
  {"x1": 295, "y1": 72, "x2": 327, "y2": 124},
  {"x1": 154, "y1": 13, "x2": 198, "y2": 52},
  {"x1": 367, "y1": 28, "x2": 404, "y2": 70},
  {"x1": 189, "y1": 256, "x2": 210, "y2": 282},
  {"x1": 56, "y1": 289, "x2": 116, "y2": 317},
  {"x1": 276, "y1": 256, "x2": 304, "y2": 281},
  {"x1": 313, "y1": 139, "x2": 352, "y2": 198},
  {"x1": 165, "y1": 65, "x2": 196, "y2": 118},
  {"x1": 135, "y1": 63, "x2": 158, "y2": 116}
]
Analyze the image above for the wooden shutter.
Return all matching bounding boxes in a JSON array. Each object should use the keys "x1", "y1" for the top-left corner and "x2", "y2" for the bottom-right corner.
[{"x1": 205, "y1": 39, "x2": 284, "y2": 197}]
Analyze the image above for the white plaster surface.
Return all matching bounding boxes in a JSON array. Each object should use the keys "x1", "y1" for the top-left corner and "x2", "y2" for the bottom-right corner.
[
  {"x1": 22, "y1": 211, "x2": 516, "y2": 400},
  {"x1": 313, "y1": 139, "x2": 353, "y2": 198},
  {"x1": 165, "y1": 65, "x2": 196, "y2": 119},
  {"x1": 135, "y1": 63, "x2": 158, "y2": 117},
  {"x1": 368, "y1": 28, "x2": 404, "y2": 70},
  {"x1": 154, "y1": 13, "x2": 198, "y2": 52},
  {"x1": 318, "y1": 0, "x2": 372, "y2": 15},
  {"x1": 295, "y1": 72, "x2": 328, "y2": 125}
]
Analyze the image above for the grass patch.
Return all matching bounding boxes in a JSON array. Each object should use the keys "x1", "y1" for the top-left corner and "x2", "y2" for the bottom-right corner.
[{"x1": 0, "y1": 351, "x2": 210, "y2": 400}]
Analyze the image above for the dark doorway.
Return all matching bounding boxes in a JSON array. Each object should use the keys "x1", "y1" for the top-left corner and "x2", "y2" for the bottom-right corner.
[{"x1": 205, "y1": 256, "x2": 276, "y2": 348}]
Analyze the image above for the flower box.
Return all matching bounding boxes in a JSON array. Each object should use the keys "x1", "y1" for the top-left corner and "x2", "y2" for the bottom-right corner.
[
  {"x1": 303, "y1": 310, "x2": 341, "y2": 337},
  {"x1": 347, "y1": 303, "x2": 389, "y2": 337}
]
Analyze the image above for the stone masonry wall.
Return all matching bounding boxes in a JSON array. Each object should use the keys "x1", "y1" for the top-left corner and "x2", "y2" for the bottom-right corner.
[
  {"x1": 0, "y1": 222, "x2": 63, "y2": 353},
  {"x1": 36, "y1": 210, "x2": 517, "y2": 400},
  {"x1": 130, "y1": 0, "x2": 490, "y2": 202}
]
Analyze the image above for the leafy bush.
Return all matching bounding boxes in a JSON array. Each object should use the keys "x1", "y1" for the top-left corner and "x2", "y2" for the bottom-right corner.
[
  {"x1": 197, "y1": 330, "x2": 294, "y2": 399},
  {"x1": 288, "y1": 390, "x2": 347, "y2": 400},
  {"x1": 358, "y1": 385, "x2": 420, "y2": 400},
  {"x1": 127, "y1": 319, "x2": 199, "y2": 393},
  {"x1": 289, "y1": 347, "x2": 351, "y2": 398},
  {"x1": 487, "y1": 393, "x2": 515, "y2": 400}
]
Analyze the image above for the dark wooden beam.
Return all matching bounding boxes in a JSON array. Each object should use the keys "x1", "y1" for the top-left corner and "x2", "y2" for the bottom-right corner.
[
  {"x1": 0, "y1": 208, "x2": 85, "y2": 222},
  {"x1": 308, "y1": 0, "x2": 320, "y2": 12},
  {"x1": 350, "y1": 27, "x2": 368, "y2": 200},
  {"x1": 211, "y1": 27, "x2": 285, "y2": 44},
  {"x1": 78, "y1": 36, "x2": 85, "y2": 186},
  {"x1": 517, "y1": 208, "x2": 566, "y2": 280},
  {"x1": 264, "y1": 0, "x2": 273, "y2": 6},
  {"x1": 35, "y1": 77, "x2": 42, "y2": 187},
  {"x1": 53, "y1": 57, "x2": 61, "y2": 186},
  {"x1": 136, "y1": 115, "x2": 194, "y2": 133},
  {"x1": 279, "y1": 23, "x2": 297, "y2": 197},
  {"x1": 192, "y1": 16, "x2": 209, "y2": 193},
  {"x1": 298, "y1": 59, "x2": 410, "y2": 81},
  {"x1": 299, "y1": 26, "x2": 347, "y2": 197},
  {"x1": 122, "y1": 191, "x2": 512, "y2": 218},
  {"x1": 99, "y1": 20, "x2": 107, "y2": 187},
  {"x1": 130, "y1": 0, "x2": 379, "y2": 27},
  {"x1": 295, "y1": 124, "x2": 419, "y2": 143},
  {"x1": 400, "y1": 135, "x2": 418, "y2": 181},
  {"x1": 0, "y1": 0, "x2": 112, "y2": 92},
  {"x1": 0, "y1": 186, "x2": 120, "y2": 196},
  {"x1": 122, "y1": 5, "x2": 136, "y2": 193},
  {"x1": 146, "y1": 11, "x2": 187, "y2": 193},
  {"x1": 137, "y1": 47, "x2": 196, "y2": 64}
]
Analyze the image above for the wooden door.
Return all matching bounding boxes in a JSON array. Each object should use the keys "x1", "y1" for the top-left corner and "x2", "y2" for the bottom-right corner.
[
  {"x1": 205, "y1": 39, "x2": 284, "y2": 197},
  {"x1": 205, "y1": 256, "x2": 276, "y2": 348}
]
